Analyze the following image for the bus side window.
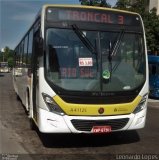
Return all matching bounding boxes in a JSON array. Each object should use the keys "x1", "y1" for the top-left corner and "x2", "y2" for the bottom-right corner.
[{"x1": 28, "y1": 29, "x2": 33, "y2": 66}]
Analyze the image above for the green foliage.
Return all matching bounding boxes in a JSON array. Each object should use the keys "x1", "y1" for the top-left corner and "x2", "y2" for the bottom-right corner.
[
  {"x1": 0, "y1": 46, "x2": 14, "y2": 68},
  {"x1": 80, "y1": 0, "x2": 111, "y2": 7},
  {"x1": 7, "y1": 57, "x2": 14, "y2": 68},
  {"x1": 115, "y1": 0, "x2": 130, "y2": 10},
  {"x1": 144, "y1": 8, "x2": 159, "y2": 52},
  {"x1": 115, "y1": 0, "x2": 159, "y2": 53},
  {"x1": 129, "y1": 0, "x2": 146, "y2": 16}
]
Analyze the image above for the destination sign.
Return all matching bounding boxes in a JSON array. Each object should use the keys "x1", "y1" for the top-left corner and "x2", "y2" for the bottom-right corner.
[{"x1": 46, "y1": 7, "x2": 141, "y2": 26}]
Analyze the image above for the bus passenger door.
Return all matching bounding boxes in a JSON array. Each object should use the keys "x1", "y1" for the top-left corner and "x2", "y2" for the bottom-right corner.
[{"x1": 32, "y1": 29, "x2": 41, "y2": 122}]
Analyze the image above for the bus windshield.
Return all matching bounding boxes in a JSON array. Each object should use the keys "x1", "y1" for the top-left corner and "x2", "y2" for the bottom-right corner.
[{"x1": 46, "y1": 28, "x2": 146, "y2": 92}]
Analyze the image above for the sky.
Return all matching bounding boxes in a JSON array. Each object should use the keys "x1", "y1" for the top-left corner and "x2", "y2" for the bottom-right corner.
[{"x1": 0, "y1": 0, "x2": 117, "y2": 50}]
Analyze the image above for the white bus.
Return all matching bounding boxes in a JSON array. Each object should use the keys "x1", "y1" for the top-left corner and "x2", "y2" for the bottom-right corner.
[
  {"x1": 13, "y1": 5, "x2": 149, "y2": 133},
  {"x1": 0, "y1": 62, "x2": 9, "y2": 73}
]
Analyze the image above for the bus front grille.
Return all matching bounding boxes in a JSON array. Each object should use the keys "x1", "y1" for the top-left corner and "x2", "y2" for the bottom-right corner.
[{"x1": 71, "y1": 118, "x2": 129, "y2": 132}]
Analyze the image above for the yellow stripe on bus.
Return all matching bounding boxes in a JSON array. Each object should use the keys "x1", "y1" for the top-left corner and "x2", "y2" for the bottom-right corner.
[{"x1": 53, "y1": 95, "x2": 142, "y2": 116}]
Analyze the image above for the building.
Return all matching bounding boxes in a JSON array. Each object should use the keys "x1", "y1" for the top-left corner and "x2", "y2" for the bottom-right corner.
[{"x1": 149, "y1": 0, "x2": 159, "y2": 15}]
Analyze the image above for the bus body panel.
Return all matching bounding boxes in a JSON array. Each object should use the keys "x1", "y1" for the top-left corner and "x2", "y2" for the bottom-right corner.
[
  {"x1": 37, "y1": 106, "x2": 147, "y2": 133},
  {"x1": 52, "y1": 95, "x2": 142, "y2": 116}
]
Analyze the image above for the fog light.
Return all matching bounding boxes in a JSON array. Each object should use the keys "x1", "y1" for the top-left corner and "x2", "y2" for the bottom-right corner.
[{"x1": 135, "y1": 116, "x2": 144, "y2": 125}]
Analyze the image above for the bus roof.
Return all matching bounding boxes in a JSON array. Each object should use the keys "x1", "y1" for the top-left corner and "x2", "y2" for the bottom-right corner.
[
  {"x1": 148, "y1": 55, "x2": 159, "y2": 63},
  {"x1": 42, "y1": 4, "x2": 140, "y2": 16},
  {"x1": 14, "y1": 4, "x2": 141, "y2": 50}
]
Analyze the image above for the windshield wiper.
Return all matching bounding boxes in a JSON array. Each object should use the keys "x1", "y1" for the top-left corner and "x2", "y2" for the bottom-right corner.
[
  {"x1": 71, "y1": 24, "x2": 97, "y2": 55},
  {"x1": 108, "y1": 30, "x2": 125, "y2": 80},
  {"x1": 111, "y1": 29, "x2": 125, "y2": 57}
]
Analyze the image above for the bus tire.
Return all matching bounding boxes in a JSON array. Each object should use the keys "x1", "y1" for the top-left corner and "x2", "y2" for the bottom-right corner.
[
  {"x1": 16, "y1": 93, "x2": 20, "y2": 101},
  {"x1": 29, "y1": 118, "x2": 36, "y2": 130}
]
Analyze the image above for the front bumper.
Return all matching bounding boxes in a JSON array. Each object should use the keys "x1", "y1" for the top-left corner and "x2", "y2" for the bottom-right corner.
[{"x1": 37, "y1": 107, "x2": 147, "y2": 133}]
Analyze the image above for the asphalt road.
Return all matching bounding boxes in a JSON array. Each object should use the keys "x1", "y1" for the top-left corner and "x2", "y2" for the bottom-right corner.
[{"x1": 0, "y1": 73, "x2": 159, "y2": 160}]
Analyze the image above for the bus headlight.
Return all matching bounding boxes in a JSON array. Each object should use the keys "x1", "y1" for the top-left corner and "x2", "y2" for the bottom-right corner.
[
  {"x1": 42, "y1": 93, "x2": 65, "y2": 116},
  {"x1": 133, "y1": 94, "x2": 148, "y2": 114}
]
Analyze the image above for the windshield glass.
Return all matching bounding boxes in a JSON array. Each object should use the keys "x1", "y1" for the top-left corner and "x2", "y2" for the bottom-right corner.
[{"x1": 46, "y1": 28, "x2": 145, "y2": 92}]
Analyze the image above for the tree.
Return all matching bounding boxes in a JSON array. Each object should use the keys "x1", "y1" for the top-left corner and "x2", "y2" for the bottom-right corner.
[
  {"x1": 114, "y1": 0, "x2": 130, "y2": 10},
  {"x1": 144, "y1": 8, "x2": 159, "y2": 53},
  {"x1": 7, "y1": 57, "x2": 14, "y2": 68},
  {"x1": 0, "y1": 46, "x2": 14, "y2": 68},
  {"x1": 129, "y1": 0, "x2": 147, "y2": 17},
  {"x1": 80, "y1": 0, "x2": 111, "y2": 7},
  {"x1": 0, "y1": 51, "x2": 2, "y2": 62},
  {"x1": 4, "y1": 47, "x2": 10, "y2": 62},
  {"x1": 115, "y1": 0, "x2": 159, "y2": 54}
]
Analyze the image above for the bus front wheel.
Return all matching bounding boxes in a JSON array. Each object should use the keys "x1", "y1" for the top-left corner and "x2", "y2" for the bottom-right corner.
[{"x1": 29, "y1": 118, "x2": 36, "y2": 130}]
